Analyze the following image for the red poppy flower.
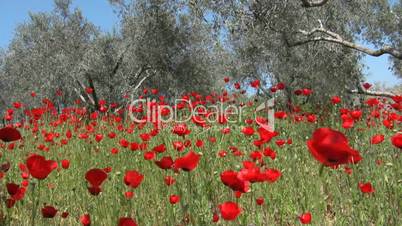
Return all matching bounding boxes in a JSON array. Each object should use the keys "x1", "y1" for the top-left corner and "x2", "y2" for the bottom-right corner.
[
  {"x1": 184, "y1": 139, "x2": 192, "y2": 147},
  {"x1": 99, "y1": 99, "x2": 106, "y2": 105},
  {"x1": 195, "y1": 139, "x2": 203, "y2": 147},
  {"x1": 362, "y1": 82, "x2": 372, "y2": 89},
  {"x1": 61, "y1": 212, "x2": 69, "y2": 218},
  {"x1": 263, "y1": 147, "x2": 276, "y2": 160},
  {"x1": 239, "y1": 166, "x2": 272, "y2": 183},
  {"x1": 173, "y1": 151, "x2": 200, "y2": 172},
  {"x1": 370, "y1": 134, "x2": 384, "y2": 145},
  {"x1": 124, "y1": 191, "x2": 134, "y2": 199},
  {"x1": 331, "y1": 96, "x2": 341, "y2": 104},
  {"x1": 6, "y1": 183, "x2": 18, "y2": 196},
  {"x1": 118, "y1": 217, "x2": 137, "y2": 226},
  {"x1": 0, "y1": 127, "x2": 22, "y2": 142},
  {"x1": 172, "y1": 141, "x2": 185, "y2": 151},
  {"x1": 85, "y1": 168, "x2": 107, "y2": 195},
  {"x1": 276, "y1": 82, "x2": 285, "y2": 90},
  {"x1": 61, "y1": 159, "x2": 70, "y2": 169},
  {"x1": 306, "y1": 128, "x2": 362, "y2": 168},
  {"x1": 139, "y1": 133, "x2": 151, "y2": 141},
  {"x1": 302, "y1": 89, "x2": 313, "y2": 96},
  {"x1": 274, "y1": 111, "x2": 287, "y2": 119},
  {"x1": 249, "y1": 151, "x2": 262, "y2": 161},
  {"x1": 119, "y1": 139, "x2": 129, "y2": 148},
  {"x1": 256, "y1": 197, "x2": 264, "y2": 205},
  {"x1": 344, "y1": 166, "x2": 353, "y2": 175},
  {"x1": 108, "y1": 132, "x2": 116, "y2": 139},
  {"x1": 241, "y1": 127, "x2": 254, "y2": 136},
  {"x1": 13, "y1": 101, "x2": 22, "y2": 109},
  {"x1": 124, "y1": 170, "x2": 144, "y2": 188},
  {"x1": 220, "y1": 170, "x2": 250, "y2": 193},
  {"x1": 212, "y1": 213, "x2": 219, "y2": 222},
  {"x1": 111, "y1": 147, "x2": 119, "y2": 154},
  {"x1": 77, "y1": 133, "x2": 89, "y2": 139},
  {"x1": 172, "y1": 124, "x2": 191, "y2": 137},
  {"x1": 95, "y1": 134, "x2": 103, "y2": 142},
  {"x1": 129, "y1": 142, "x2": 138, "y2": 151},
  {"x1": 263, "y1": 168, "x2": 282, "y2": 183},
  {"x1": 299, "y1": 212, "x2": 312, "y2": 224},
  {"x1": 391, "y1": 133, "x2": 402, "y2": 149},
  {"x1": 144, "y1": 151, "x2": 156, "y2": 160},
  {"x1": 218, "y1": 150, "x2": 227, "y2": 157},
  {"x1": 383, "y1": 119, "x2": 393, "y2": 129},
  {"x1": 85, "y1": 87, "x2": 93, "y2": 94},
  {"x1": 152, "y1": 144, "x2": 166, "y2": 153},
  {"x1": 342, "y1": 116, "x2": 354, "y2": 129},
  {"x1": 209, "y1": 137, "x2": 217, "y2": 143},
  {"x1": 164, "y1": 176, "x2": 176, "y2": 186},
  {"x1": 169, "y1": 194, "x2": 180, "y2": 204},
  {"x1": 217, "y1": 114, "x2": 228, "y2": 124},
  {"x1": 151, "y1": 89, "x2": 158, "y2": 94},
  {"x1": 275, "y1": 139, "x2": 286, "y2": 147},
  {"x1": 80, "y1": 214, "x2": 91, "y2": 226},
  {"x1": 294, "y1": 89, "x2": 302, "y2": 95},
  {"x1": 6, "y1": 198, "x2": 16, "y2": 208},
  {"x1": 26, "y1": 155, "x2": 57, "y2": 180},
  {"x1": 256, "y1": 127, "x2": 278, "y2": 145},
  {"x1": 155, "y1": 156, "x2": 173, "y2": 170},
  {"x1": 218, "y1": 201, "x2": 241, "y2": 221},
  {"x1": 307, "y1": 114, "x2": 317, "y2": 123},
  {"x1": 366, "y1": 98, "x2": 380, "y2": 106},
  {"x1": 250, "y1": 80, "x2": 260, "y2": 88},
  {"x1": 359, "y1": 182, "x2": 375, "y2": 194},
  {"x1": 41, "y1": 205, "x2": 58, "y2": 218},
  {"x1": 350, "y1": 110, "x2": 362, "y2": 120}
]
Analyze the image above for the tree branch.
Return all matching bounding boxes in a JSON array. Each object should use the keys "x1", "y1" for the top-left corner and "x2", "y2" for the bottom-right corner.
[
  {"x1": 124, "y1": 71, "x2": 153, "y2": 112},
  {"x1": 130, "y1": 65, "x2": 152, "y2": 86},
  {"x1": 133, "y1": 73, "x2": 151, "y2": 92},
  {"x1": 300, "y1": 0, "x2": 330, "y2": 8},
  {"x1": 86, "y1": 74, "x2": 100, "y2": 110},
  {"x1": 114, "y1": 69, "x2": 154, "y2": 114},
  {"x1": 73, "y1": 87, "x2": 87, "y2": 103},
  {"x1": 110, "y1": 44, "x2": 131, "y2": 76},
  {"x1": 75, "y1": 77, "x2": 96, "y2": 105},
  {"x1": 287, "y1": 23, "x2": 402, "y2": 59},
  {"x1": 348, "y1": 82, "x2": 396, "y2": 98}
]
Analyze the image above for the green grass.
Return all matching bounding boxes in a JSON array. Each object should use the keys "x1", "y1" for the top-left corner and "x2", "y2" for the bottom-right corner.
[{"x1": 0, "y1": 108, "x2": 401, "y2": 226}]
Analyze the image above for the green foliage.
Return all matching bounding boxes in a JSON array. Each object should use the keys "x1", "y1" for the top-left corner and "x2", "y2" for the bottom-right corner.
[
  {"x1": 0, "y1": 0, "x2": 98, "y2": 107},
  {"x1": 0, "y1": 0, "x2": 400, "y2": 110},
  {"x1": 0, "y1": 113, "x2": 400, "y2": 225}
]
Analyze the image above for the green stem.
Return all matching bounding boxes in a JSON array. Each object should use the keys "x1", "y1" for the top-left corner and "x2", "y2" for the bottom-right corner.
[
  {"x1": 186, "y1": 173, "x2": 196, "y2": 225},
  {"x1": 319, "y1": 164, "x2": 325, "y2": 177},
  {"x1": 31, "y1": 180, "x2": 41, "y2": 226},
  {"x1": 187, "y1": 173, "x2": 193, "y2": 206}
]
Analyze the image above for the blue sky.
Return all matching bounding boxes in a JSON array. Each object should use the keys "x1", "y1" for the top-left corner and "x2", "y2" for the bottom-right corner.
[{"x1": 0, "y1": 0, "x2": 400, "y2": 87}]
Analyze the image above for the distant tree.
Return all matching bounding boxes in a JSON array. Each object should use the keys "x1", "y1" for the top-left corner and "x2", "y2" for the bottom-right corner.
[
  {"x1": 0, "y1": 0, "x2": 400, "y2": 114},
  {"x1": 189, "y1": 0, "x2": 401, "y2": 102},
  {"x1": 107, "y1": 0, "x2": 230, "y2": 100},
  {"x1": 0, "y1": 0, "x2": 231, "y2": 111},
  {"x1": 0, "y1": 0, "x2": 99, "y2": 109}
]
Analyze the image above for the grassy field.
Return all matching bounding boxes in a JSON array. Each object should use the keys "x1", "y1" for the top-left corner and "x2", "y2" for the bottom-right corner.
[{"x1": 0, "y1": 94, "x2": 401, "y2": 226}]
